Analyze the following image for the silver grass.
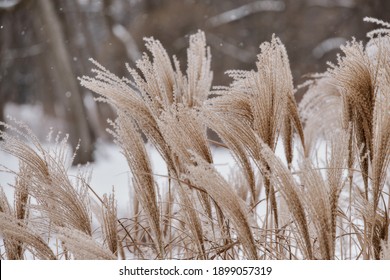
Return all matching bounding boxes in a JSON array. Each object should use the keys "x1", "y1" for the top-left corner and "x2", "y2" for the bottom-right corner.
[{"x1": 55, "y1": 226, "x2": 116, "y2": 260}]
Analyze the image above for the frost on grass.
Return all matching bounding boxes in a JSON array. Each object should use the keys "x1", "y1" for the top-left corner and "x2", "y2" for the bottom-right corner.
[{"x1": 1, "y1": 19, "x2": 390, "y2": 259}]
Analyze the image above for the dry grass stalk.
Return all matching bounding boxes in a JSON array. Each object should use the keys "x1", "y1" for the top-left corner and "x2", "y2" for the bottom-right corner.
[
  {"x1": 327, "y1": 39, "x2": 377, "y2": 199},
  {"x1": 203, "y1": 102, "x2": 259, "y2": 204},
  {"x1": 81, "y1": 31, "x2": 220, "y2": 259},
  {"x1": 259, "y1": 141, "x2": 313, "y2": 259},
  {"x1": 173, "y1": 182, "x2": 207, "y2": 259},
  {"x1": 0, "y1": 212, "x2": 56, "y2": 260},
  {"x1": 184, "y1": 155, "x2": 258, "y2": 260},
  {"x1": 55, "y1": 226, "x2": 116, "y2": 260},
  {"x1": 327, "y1": 31, "x2": 390, "y2": 258},
  {"x1": 371, "y1": 37, "x2": 390, "y2": 213},
  {"x1": 0, "y1": 121, "x2": 92, "y2": 237},
  {"x1": 157, "y1": 105, "x2": 216, "y2": 238},
  {"x1": 326, "y1": 131, "x2": 350, "y2": 254},
  {"x1": 205, "y1": 36, "x2": 305, "y2": 229},
  {"x1": 364, "y1": 17, "x2": 390, "y2": 38},
  {"x1": 0, "y1": 187, "x2": 23, "y2": 259},
  {"x1": 298, "y1": 160, "x2": 336, "y2": 259},
  {"x1": 299, "y1": 76, "x2": 344, "y2": 157},
  {"x1": 381, "y1": 240, "x2": 390, "y2": 260},
  {"x1": 109, "y1": 114, "x2": 165, "y2": 258},
  {"x1": 1, "y1": 19, "x2": 390, "y2": 260},
  {"x1": 102, "y1": 191, "x2": 118, "y2": 256}
]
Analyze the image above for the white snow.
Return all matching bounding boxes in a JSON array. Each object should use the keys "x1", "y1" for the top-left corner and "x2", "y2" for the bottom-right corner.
[
  {"x1": 0, "y1": 103, "x2": 237, "y2": 216},
  {"x1": 0, "y1": 103, "x2": 301, "y2": 216}
]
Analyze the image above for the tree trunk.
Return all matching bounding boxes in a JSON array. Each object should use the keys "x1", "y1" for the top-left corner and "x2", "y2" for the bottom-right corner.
[{"x1": 36, "y1": 0, "x2": 93, "y2": 164}]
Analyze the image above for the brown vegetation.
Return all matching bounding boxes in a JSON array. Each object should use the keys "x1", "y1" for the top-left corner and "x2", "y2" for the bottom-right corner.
[{"x1": 1, "y1": 18, "x2": 390, "y2": 260}]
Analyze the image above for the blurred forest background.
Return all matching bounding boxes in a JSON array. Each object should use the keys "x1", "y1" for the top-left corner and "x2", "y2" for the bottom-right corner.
[{"x1": 0, "y1": 0, "x2": 389, "y2": 164}]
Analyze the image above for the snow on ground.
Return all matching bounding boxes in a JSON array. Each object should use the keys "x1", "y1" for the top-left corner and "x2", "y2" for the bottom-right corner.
[
  {"x1": 0, "y1": 138, "x2": 236, "y2": 216},
  {"x1": 0, "y1": 149, "x2": 20, "y2": 201},
  {"x1": 0, "y1": 102, "x2": 312, "y2": 217},
  {"x1": 0, "y1": 102, "x2": 238, "y2": 215}
]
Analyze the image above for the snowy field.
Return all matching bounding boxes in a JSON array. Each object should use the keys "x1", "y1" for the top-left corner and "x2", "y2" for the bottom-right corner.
[
  {"x1": 0, "y1": 102, "x2": 319, "y2": 216},
  {"x1": 0, "y1": 103, "x2": 240, "y2": 217},
  {"x1": 0, "y1": 139, "x2": 236, "y2": 214}
]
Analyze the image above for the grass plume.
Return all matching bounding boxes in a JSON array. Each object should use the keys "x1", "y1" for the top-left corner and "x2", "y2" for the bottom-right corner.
[{"x1": 1, "y1": 19, "x2": 390, "y2": 259}]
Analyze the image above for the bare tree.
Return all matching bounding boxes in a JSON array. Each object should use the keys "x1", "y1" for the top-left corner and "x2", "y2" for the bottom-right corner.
[{"x1": 36, "y1": 0, "x2": 93, "y2": 163}]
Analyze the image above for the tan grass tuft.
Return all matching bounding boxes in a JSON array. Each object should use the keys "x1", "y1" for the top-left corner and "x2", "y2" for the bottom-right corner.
[
  {"x1": 0, "y1": 121, "x2": 92, "y2": 236},
  {"x1": 299, "y1": 76, "x2": 344, "y2": 157},
  {"x1": 1, "y1": 20, "x2": 389, "y2": 260},
  {"x1": 102, "y1": 190, "x2": 118, "y2": 256},
  {"x1": 109, "y1": 113, "x2": 165, "y2": 258},
  {"x1": 55, "y1": 226, "x2": 116, "y2": 260},
  {"x1": 259, "y1": 141, "x2": 313, "y2": 259},
  {"x1": 184, "y1": 155, "x2": 258, "y2": 259},
  {"x1": 327, "y1": 39, "x2": 377, "y2": 198},
  {"x1": 0, "y1": 212, "x2": 56, "y2": 260}
]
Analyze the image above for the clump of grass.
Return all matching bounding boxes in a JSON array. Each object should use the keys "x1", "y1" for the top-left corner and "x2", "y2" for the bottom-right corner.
[{"x1": 1, "y1": 18, "x2": 390, "y2": 260}]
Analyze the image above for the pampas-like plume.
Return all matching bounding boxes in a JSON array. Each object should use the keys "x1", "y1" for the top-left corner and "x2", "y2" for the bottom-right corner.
[
  {"x1": 102, "y1": 191, "x2": 118, "y2": 256},
  {"x1": 222, "y1": 35, "x2": 304, "y2": 161},
  {"x1": 80, "y1": 31, "x2": 213, "y2": 170},
  {"x1": 205, "y1": 35, "x2": 304, "y2": 227},
  {"x1": 0, "y1": 187, "x2": 24, "y2": 259},
  {"x1": 295, "y1": 130, "x2": 348, "y2": 259},
  {"x1": 0, "y1": 163, "x2": 30, "y2": 259},
  {"x1": 158, "y1": 105, "x2": 212, "y2": 166},
  {"x1": 368, "y1": 36, "x2": 390, "y2": 258},
  {"x1": 259, "y1": 141, "x2": 313, "y2": 259},
  {"x1": 0, "y1": 120, "x2": 92, "y2": 236},
  {"x1": 109, "y1": 113, "x2": 165, "y2": 259},
  {"x1": 203, "y1": 93, "x2": 259, "y2": 204},
  {"x1": 184, "y1": 155, "x2": 258, "y2": 260},
  {"x1": 55, "y1": 226, "x2": 116, "y2": 260},
  {"x1": 381, "y1": 240, "x2": 390, "y2": 260},
  {"x1": 370, "y1": 37, "x2": 390, "y2": 213},
  {"x1": 157, "y1": 105, "x2": 216, "y2": 246},
  {"x1": 0, "y1": 212, "x2": 56, "y2": 260},
  {"x1": 327, "y1": 39, "x2": 377, "y2": 198},
  {"x1": 81, "y1": 31, "x2": 215, "y2": 259},
  {"x1": 299, "y1": 76, "x2": 344, "y2": 157},
  {"x1": 364, "y1": 17, "x2": 390, "y2": 38},
  {"x1": 0, "y1": 19, "x2": 389, "y2": 260},
  {"x1": 328, "y1": 32, "x2": 390, "y2": 258}
]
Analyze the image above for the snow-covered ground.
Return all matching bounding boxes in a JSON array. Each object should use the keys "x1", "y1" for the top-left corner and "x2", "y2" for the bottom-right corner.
[
  {"x1": 0, "y1": 102, "x2": 311, "y2": 217},
  {"x1": 0, "y1": 139, "x2": 237, "y2": 213},
  {"x1": 0, "y1": 102, "x2": 237, "y2": 216}
]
